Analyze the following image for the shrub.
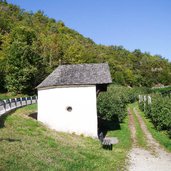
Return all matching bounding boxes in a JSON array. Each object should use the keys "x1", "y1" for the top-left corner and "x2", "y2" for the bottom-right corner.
[
  {"x1": 139, "y1": 94, "x2": 171, "y2": 137},
  {"x1": 150, "y1": 95, "x2": 171, "y2": 132},
  {"x1": 97, "y1": 90, "x2": 126, "y2": 122},
  {"x1": 151, "y1": 86, "x2": 171, "y2": 96},
  {"x1": 97, "y1": 85, "x2": 147, "y2": 122}
]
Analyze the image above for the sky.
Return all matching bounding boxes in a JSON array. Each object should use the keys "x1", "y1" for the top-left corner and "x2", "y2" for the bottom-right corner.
[{"x1": 7, "y1": 0, "x2": 171, "y2": 61}]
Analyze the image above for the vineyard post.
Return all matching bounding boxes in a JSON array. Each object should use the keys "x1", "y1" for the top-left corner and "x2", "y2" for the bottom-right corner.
[
  {"x1": 147, "y1": 95, "x2": 151, "y2": 105},
  {"x1": 144, "y1": 95, "x2": 146, "y2": 112}
]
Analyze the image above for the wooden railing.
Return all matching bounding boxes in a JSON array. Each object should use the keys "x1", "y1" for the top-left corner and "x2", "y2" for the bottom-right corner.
[{"x1": 0, "y1": 96, "x2": 37, "y2": 116}]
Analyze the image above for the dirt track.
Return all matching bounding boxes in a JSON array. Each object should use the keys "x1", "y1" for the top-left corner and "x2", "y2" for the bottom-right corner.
[{"x1": 128, "y1": 107, "x2": 171, "y2": 171}]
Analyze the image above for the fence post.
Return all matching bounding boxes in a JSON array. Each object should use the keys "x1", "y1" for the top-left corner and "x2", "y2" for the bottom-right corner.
[
  {"x1": 138, "y1": 95, "x2": 142, "y2": 103},
  {"x1": 30, "y1": 96, "x2": 32, "y2": 104},
  {"x1": 15, "y1": 98, "x2": 17, "y2": 108},
  {"x1": 147, "y1": 95, "x2": 151, "y2": 105},
  {"x1": 9, "y1": 99, "x2": 12, "y2": 109},
  {"x1": 144, "y1": 95, "x2": 146, "y2": 112},
  {"x1": 3, "y1": 100, "x2": 6, "y2": 112},
  {"x1": 20, "y1": 97, "x2": 22, "y2": 106},
  {"x1": 25, "y1": 97, "x2": 27, "y2": 106}
]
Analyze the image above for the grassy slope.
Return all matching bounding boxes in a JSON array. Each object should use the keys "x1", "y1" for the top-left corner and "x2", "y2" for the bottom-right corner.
[
  {"x1": 0, "y1": 104, "x2": 131, "y2": 171},
  {"x1": 135, "y1": 103, "x2": 171, "y2": 152}
]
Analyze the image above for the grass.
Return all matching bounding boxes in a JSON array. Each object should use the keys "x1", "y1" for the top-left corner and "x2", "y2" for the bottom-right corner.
[
  {"x1": 0, "y1": 92, "x2": 28, "y2": 100},
  {"x1": 0, "y1": 104, "x2": 131, "y2": 171},
  {"x1": 135, "y1": 103, "x2": 171, "y2": 152},
  {"x1": 128, "y1": 104, "x2": 147, "y2": 148}
]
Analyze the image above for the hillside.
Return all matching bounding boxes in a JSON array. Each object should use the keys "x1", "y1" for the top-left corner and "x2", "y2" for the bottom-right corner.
[
  {"x1": 0, "y1": 1, "x2": 171, "y2": 94},
  {"x1": 0, "y1": 104, "x2": 131, "y2": 170}
]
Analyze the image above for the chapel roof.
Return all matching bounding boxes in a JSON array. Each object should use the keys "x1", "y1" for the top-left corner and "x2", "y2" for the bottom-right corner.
[{"x1": 37, "y1": 63, "x2": 112, "y2": 88}]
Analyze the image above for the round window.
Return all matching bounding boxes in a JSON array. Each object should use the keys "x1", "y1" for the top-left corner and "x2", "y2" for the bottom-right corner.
[{"x1": 66, "y1": 106, "x2": 72, "y2": 112}]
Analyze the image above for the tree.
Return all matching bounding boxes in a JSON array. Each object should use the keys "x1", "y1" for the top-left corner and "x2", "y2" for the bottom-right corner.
[
  {"x1": 0, "y1": 0, "x2": 7, "y2": 4},
  {"x1": 1, "y1": 2, "x2": 171, "y2": 93},
  {"x1": 39, "y1": 32, "x2": 63, "y2": 73},
  {"x1": 6, "y1": 26, "x2": 45, "y2": 94}
]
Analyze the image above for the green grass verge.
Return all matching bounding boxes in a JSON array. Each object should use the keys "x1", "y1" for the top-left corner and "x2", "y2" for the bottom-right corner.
[
  {"x1": 0, "y1": 93, "x2": 29, "y2": 100},
  {"x1": 135, "y1": 103, "x2": 171, "y2": 152},
  {"x1": 0, "y1": 104, "x2": 131, "y2": 171},
  {"x1": 128, "y1": 104, "x2": 147, "y2": 148}
]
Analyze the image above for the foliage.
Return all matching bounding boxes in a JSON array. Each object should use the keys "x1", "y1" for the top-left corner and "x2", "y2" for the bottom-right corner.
[
  {"x1": 139, "y1": 94, "x2": 171, "y2": 137},
  {"x1": 0, "y1": 105, "x2": 131, "y2": 170},
  {"x1": 151, "y1": 86, "x2": 171, "y2": 96},
  {"x1": 5, "y1": 26, "x2": 46, "y2": 94},
  {"x1": 97, "y1": 85, "x2": 148, "y2": 122},
  {"x1": 0, "y1": 2, "x2": 171, "y2": 94},
  {"x1": 136, "y1": 103, "x2": 171, "y2": 151},
  {"x1": 0, "y1": 92, "x2": 26, "y2": 100}
]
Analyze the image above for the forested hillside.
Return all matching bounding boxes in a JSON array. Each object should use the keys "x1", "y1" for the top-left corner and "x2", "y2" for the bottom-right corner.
[{"x1": 0, "y1": 1, "x2": 171, "y2": 94}]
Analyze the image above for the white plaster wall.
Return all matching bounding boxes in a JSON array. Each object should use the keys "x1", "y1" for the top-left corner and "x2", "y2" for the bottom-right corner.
[{"x1": 38, "y1": 86, "x2": 98, "y2": 138}]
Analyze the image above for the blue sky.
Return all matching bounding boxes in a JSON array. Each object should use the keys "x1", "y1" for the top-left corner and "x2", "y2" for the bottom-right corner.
[{"x1": 7, "y1": 0, "x2": 171, "y2": 61}]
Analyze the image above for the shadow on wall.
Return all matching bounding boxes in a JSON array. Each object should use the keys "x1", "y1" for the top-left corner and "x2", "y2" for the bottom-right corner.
[{"x1": 98, "y1": 114, "x2": 121, "y2": 138}]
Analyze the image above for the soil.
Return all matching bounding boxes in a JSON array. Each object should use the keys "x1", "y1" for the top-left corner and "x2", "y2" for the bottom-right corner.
[{"x1": 128, "y1": 107, "x2": 171, "y2": 171}]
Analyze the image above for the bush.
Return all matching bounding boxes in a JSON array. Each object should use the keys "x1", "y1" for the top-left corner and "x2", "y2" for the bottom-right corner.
[
  {"x1": 97, "y1": 90, "x2": 126, "y2": 122},
  {"x1": 151, "y1": 86, "x2": 171, "y2": 96},
  {"x1": 97, "y1": 85, "x2": 147, "y2": 122},
  {"x1": 139, "y1": 94, "x2": 171, "y2": 137},
  {"x1": 151, "y1": 95, "x2": 171, "y2": 132}
]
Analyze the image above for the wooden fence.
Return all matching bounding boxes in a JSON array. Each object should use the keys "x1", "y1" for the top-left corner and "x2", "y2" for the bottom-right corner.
[{"x1": 0, "y1": 96, "x2": 37, "y2": 116}]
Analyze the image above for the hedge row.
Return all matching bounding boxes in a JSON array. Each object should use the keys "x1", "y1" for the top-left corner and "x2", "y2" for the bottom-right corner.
[
  {"x1": 97, "y1": 85, "x2": 148, "y2": 122},
  {"x1": 139, "y1": 94, "x2": 171, "y2": 137},
  {"x1": 151, "y1": 86, "x2": 171, "y2": 96}
]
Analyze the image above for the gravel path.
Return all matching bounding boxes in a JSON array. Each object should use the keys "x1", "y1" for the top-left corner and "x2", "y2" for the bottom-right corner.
[{"x1": 128, "y1": 107, "x2": 171, "y2": 171}]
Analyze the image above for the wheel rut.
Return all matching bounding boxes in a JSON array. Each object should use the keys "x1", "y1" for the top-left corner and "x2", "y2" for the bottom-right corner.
[{"x1": 128, "y1": 106, "x2": 171, "y2": 171}]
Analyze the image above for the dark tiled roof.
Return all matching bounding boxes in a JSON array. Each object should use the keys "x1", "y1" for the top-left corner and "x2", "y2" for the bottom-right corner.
[{"x1": 37, "y1": 63, "x2": 112, "y2": 88}]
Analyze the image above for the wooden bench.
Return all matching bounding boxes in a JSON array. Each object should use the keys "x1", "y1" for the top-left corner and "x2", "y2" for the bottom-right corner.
[{"x1": 99, "y1": 132, "x2": 119, "y2": 150}]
